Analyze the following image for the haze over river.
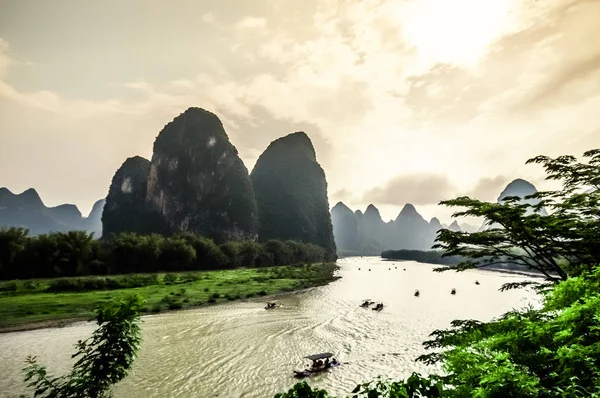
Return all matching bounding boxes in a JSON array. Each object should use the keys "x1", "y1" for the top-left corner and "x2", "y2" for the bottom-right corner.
[{"x1": 0, "y1": 257, "x2": 540, "y2": 398}]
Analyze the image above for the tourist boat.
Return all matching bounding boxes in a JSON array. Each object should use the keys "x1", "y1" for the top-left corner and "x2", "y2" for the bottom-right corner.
[
  {"x1": 293, "y1": 352, "x2": 340, "y2": 378},
  {"x1": 265, "y1": 301, "x2": 280, "y2": 310},
  {"x1": 360, "y1": 299, "x2": 374, "y2": 308}
]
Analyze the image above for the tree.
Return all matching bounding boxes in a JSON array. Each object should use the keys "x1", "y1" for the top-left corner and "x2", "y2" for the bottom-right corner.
[
  {"x1": 0, "y1": 227, "x2": 28, "y2": 274},
  {"x1": 23, "y1": 294, "x2": 144, "y2": 398},
  {"x1": 433, "y1": 149, "x2": 600, "y2": 288},
  {"x1": 416, "y1": 267, "x2": 600, "y2": 397}
]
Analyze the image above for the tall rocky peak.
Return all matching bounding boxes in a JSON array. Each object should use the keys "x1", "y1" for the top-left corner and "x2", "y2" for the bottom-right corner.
[
  {"x1": 395, "y1": 203, "x2": 423, "y2": 222},
  {"x1": 251, "y1": 132, "x2": 336, "y2": 256},
  {"x1": 498, "y1": 178, "x2": 547, "y2": 217},
  {"x1": 364, "y1": 204, "x2": 383, "y2": 222},
  {"x1": 332, "y1": 201, "x2": 353, "y2": 214},
  {"x1": 448, "y1": 220, "x2": 461, "y2": 232},
  {"x1": 331, "y1": 202, "x2": 360, "y2": 252},
  {"x1": 498, "y1": 178, "x2": 539, "y2": 202},
  {"x1": 429, "y1": 217, "x2": 443, "y2": 231},
  {"x1": 145, "y1": 107, "x2": 259, "y2": 241},
  {"x1": 102, "y1": 156, "x2": 160, "y2": 237}
]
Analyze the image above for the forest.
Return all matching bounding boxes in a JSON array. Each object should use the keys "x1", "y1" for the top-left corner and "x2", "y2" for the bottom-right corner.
[{"x1": 0, "y1": 228, "x2": 332, "y2": 280}]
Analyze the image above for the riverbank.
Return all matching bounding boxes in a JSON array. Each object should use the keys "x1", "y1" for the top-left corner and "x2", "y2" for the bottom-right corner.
[{"x1": 0, "y1": 263, "x2": 340, "y2": 333}]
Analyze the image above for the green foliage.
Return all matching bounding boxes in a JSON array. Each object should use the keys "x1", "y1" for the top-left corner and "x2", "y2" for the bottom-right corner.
[
  {"x1": 414, "y1": 267, "x2": 600, "y2": 397},
  {"x1": 0, "y1": 229, "x2": 332, "y2": 280},
  {"x1": 350, "y1": 374, "x2": 444, "y2": 398},
  {"x1": 381, "y1": 250, "x2": 464, "y2": 265},
  {"x1": 274, "y1": 381, "x2": 331, "y2": 398},
  {"x1": 0, "y1": 226, "x2": 28, "y2": 272},
  {"x1": 433, "y1": 149, "x2": 600, "y2": 286},
  {"x1": 275, "y1": 373, "x2": 444, "y2": 398},
  {"x1": 23, "y1": 294, "x2": 143, "y2": 397},
  {"x1": 251, "y1": 132, "x2": 337, "y2": 258}
]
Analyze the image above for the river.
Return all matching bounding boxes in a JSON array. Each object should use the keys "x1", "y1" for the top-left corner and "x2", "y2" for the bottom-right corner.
[{"x1": 0, "y1": 257, "x2": 540, "y2": 398}]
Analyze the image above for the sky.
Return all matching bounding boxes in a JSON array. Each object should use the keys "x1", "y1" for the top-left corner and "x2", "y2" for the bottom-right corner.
[{"x1": 0, "y1": 0, "x2": 599, "y2": 224}]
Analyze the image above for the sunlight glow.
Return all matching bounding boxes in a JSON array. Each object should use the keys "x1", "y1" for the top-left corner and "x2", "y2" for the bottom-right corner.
[{"x1": 402, "y1": 0, "x2": 515, "y2": 67}]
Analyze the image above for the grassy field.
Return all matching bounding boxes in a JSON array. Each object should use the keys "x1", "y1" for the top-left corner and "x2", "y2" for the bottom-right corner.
[{"x1": 0, "y1": 263, "x2": 339, "y2": 332}]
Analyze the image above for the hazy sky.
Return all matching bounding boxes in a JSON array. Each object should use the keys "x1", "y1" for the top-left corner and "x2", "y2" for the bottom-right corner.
[{"x1": 1, "y1": 0, "x2": 598, "y2": 223}]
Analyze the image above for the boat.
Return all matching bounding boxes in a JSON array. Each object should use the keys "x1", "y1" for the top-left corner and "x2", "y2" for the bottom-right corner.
[
  {"x1": 372, "y1": 303, "x2": 384, "y2": 311},
  {"x1": 265, "y1": 301, "x2": 280, "y2": 310},
  {"x1": 360, "y1": 299, "x2": 374, "y2": 308},
  {"x1": 451, "y1": 288, "x2": 456, "y2": 295},
  {"x1": 293, "y1": 352, "x2": 340, "y2": 378}
]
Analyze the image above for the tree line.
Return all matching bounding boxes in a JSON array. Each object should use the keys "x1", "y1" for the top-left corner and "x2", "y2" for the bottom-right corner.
[
  {"x1": 0, "y1": 229, "x2": 335, "y2": 280},
  {"x1": 380, "y1": 249, "x2": 465, "y2": 265}
]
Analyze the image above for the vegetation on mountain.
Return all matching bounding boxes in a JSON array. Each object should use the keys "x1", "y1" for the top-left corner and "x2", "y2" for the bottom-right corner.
[
  {"x1": 145, "y1": 107, "x2": 259, "y2": 241},
  {"x1": 276, "y1": 148, "x2": 600, "y2": 397},
  {"x1": 251, "y1": 132, "x2": 336, "y2": 258},
  {"x1": 0, "y1": 229, "x2": 332, "y2": 280}
]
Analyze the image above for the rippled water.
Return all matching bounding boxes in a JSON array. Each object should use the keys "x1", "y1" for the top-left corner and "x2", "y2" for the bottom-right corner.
[{"x1": 0, "y1": 257, "x2": 540, "y2": 398}]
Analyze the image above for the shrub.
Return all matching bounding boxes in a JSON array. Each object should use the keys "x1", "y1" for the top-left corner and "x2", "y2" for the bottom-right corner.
[{"x1": 163, "y1": 273, "x2": 178, "y2": 285}]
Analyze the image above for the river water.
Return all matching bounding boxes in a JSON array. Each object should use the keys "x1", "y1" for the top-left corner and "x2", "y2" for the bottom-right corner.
[{"x1": 0, "y1": 257, "x2": 540, "y2": 398}]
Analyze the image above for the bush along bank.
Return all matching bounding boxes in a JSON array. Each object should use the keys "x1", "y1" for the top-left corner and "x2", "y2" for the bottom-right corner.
[{"x1": 0, "y1": 228, "x2": 337, "y2": 280}]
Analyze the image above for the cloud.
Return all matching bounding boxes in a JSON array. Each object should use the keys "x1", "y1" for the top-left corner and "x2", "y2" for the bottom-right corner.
[
  {"x1": 466, "y1": 175, "x2": 509, "y2": 201},
  {"x1": 362, "y1": 173, "x2": 455, "y2": 206},
  {"x1": 235, "y1": 17, "x2": 266, "y2": 29},
  {"x1": 330, "y1": 188, "x2": 353, "y2": 204},
  {"x1": 1, "y1": 0, "x2": 600, "y2": 220}
]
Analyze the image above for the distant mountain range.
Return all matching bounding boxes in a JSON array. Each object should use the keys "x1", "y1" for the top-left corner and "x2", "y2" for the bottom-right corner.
[
  {"x1": 331, "y1": 178, "x2": 546, "y2": 256},
  {"x1": 0, "y1": 170, "x2": 544, "y2": 253},
  {"x1": 0, "y1": 188, "x2": 104, "y2": 237}
]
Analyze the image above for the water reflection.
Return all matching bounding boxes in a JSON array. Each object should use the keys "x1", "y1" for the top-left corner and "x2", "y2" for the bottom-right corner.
[{"x1": 0, "y1": 257, "x2": 539, "y2": 398}]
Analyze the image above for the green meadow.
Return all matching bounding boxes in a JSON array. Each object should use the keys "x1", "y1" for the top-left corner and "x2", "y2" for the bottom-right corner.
[{"x1": 0, "y1": 263, "x2": 339, "y2": 332}]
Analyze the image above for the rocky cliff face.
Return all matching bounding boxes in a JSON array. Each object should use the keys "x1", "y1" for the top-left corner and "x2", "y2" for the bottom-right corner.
[
  {"x1": 251, "y1": 132, "x2": 336, "y2": 256},
  {"x1": 0, "y1": 187, "x2": 105, "y2": 236},
  {"x1": 102, "y1": 156, "x2": 163, "y2": 237},
  {"x1": 145, "y1": 107, "x2": 259, "y2": 241}
]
